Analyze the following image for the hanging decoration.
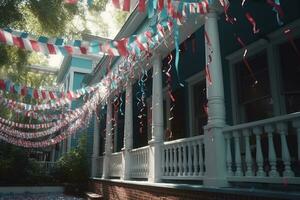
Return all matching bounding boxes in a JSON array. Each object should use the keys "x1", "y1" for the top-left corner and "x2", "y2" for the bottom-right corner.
[
  {"x1": 0, "y1": 85, "x2": 104, "y2": 148},
  {"x1": 0, "y1": 78, "x2": 97, "y2": 101},
  {"x1": 266, "y1": 0, "x2": 284, "y2": 26},
  {"x1": 204, "y1": 31, "x2": 213, "y2": 86},
  {"x1": 245, "y1": 12, "x2": 260, "y2": 34},
  {"x1": 0, "y1": 116, "x2": 57, "y2": 130}
]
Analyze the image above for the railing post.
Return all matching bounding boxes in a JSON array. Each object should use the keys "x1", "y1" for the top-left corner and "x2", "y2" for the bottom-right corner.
[
  {"x1": 277, "y1": 122, "x2": 294, "y2": 177},
  {"x1": 233, "y1": 131, "x2": 242, "y2": 176},
  {"x1": 203, "y1": 10, "x2": 228, "y2": 187},
  {"x1": 148, "y1": 52, "x2": 164, "y2": 183},
  {"x1": 91, "y1": 114, "x2": 100, "y2": 177},
  {"x1": 243, "y1": 129, "x2": 253, "y2": 177},
  {"x1": 292, "y1": 119, "x2": 300, "y2": 161},
  {"x1": 253, "y1": 127, "x2": 265, "y2": 177},
  {"x1": 102, "y1": 97, "x2": 113, "y2": 179},
  {"x1": 264, "y1": 125, "x2": 279, "y2": 177},
  {"x1": 122, "y1": 80, "x2": 133, "y2": 180}
]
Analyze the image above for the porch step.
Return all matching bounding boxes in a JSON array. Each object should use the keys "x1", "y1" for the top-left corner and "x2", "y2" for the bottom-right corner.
[{"x1": 85, "y1": 192, "x2": 103, "y2": 200}]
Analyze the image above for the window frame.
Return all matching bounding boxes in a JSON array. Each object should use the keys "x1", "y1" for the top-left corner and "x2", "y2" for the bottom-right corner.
[
  {"x1": 186, "y1": 71, "x2": 206, "y2": 137},
  {"x1": 226, "y1": 19, "x2": 300, "y2": 124}
]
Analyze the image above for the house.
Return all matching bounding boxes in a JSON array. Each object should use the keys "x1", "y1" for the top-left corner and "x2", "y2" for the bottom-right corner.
[
  {"x1": 67, "y1": 0, "x2": 300, "y2": 199},
  {"x1": 55, "y1": 38, "x2": 104, "y2": 159}
]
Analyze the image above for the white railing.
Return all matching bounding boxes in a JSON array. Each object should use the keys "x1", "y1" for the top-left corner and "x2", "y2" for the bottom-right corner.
[
  {"x1": 36, "y1": 161, "x2": 56, "y2": 174},
  {"x1": 162, "y1": 135, "x2": 205, "y2": 180},
  {"x1": 109, "y1": 152, "x2": 122, "y2": 178},
  {"x1": 223, "y1": 112, "x2": 300, "y2": 184},
  {"x1": 95, "y1": 156, "x2": 104, "y2": 178},
  {"x1": 130, "y1": 146, "x2": 149, "y2": 179}
]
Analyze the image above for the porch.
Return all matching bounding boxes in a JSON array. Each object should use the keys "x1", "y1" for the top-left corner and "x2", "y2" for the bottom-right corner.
[{"x1": 92, "y1": 112, "x2": 300, "y2": 186}]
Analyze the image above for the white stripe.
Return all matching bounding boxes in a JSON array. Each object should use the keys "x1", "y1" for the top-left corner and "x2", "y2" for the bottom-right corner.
[
  {"x1": 4, "y1": 31, "x2": 13, "y2": 45},
  {"x1": 23, "y1": 38, "x2": 33, "y2": 51},
  {"x1": 39, "y1": 42, "x2": 50, "y2": 55}
]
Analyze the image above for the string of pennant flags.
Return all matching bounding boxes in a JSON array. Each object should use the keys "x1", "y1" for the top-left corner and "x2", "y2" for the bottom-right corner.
[
  {"x1": 0, "y1": 79, "x2": 98, "y2": 101},
  {"x1": 0, "y1": 87, "x2": 103, "y2": 147},
  {"x1": 1, "y1": 0, "x2": 286, "y2": 148}
]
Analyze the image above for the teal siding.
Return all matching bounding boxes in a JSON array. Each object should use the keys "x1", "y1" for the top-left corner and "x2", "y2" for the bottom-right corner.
[
  {"x1": 73, "y1": 72, "x2": 85, "y2": 91},
  {"x1": 218, "y1": 0, "x2": 300, "y2": 125},
  {"x1": 71, "y1": 57, "x2": 93, "y2": 69}
]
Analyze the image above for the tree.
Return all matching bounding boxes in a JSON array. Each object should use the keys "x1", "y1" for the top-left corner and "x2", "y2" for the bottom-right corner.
[{"x1": 0, "y1": 0, "x2": 108, "y2": 73}]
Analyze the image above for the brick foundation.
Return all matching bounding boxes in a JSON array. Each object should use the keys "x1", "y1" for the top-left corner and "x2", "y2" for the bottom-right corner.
[{"x1": 88, "y1": 179, "x2": 291, "y2": 200}]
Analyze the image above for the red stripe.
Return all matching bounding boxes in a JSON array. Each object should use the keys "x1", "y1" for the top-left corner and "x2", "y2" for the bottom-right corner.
[
  {"x1": 49, "y1": 91, "x2": 55, "y2": 99},
  {"x1": 80, "y1": 47, "x2": 87, "y2": 54},
  {"x1": 135, "y1": 37, "x2": 146, "y2": 51},
  {"x1": 123, "y1": 0, "x2": 130, "y2": 11},
  {"x1": 41, "y1": 90, "x2": 47, "y2": 99},
  {"x1": 138, "y1": 0, "x2": 145, "y2": 12},
  {"x1": 0, "y1": 31, "x2": 6, "y2": 43},
  {"x1": 21, "y1": 86, "x2": 27, "y2": 96},
  {"x1": 12, "y1": 36, "x2": 25, "y2": 49},
  {"x1": 64, "y1": 46, "x2": 73, "y2": 54},
  {"x1": 33, "y1": 89, "x2": 39, "y2": 99},
  {"x1": 112, "y1": 0, "x2": 120, "y2": 8},
  {"x1": 47, "y1": 44, "x2": 56, "y2": 54},
  {"x1": 30, "y1": 40, "x2": 40, "y2": 52},
  {"x1": 0, "y1": 80, "x2": 5, "y2": 90},
  {"x1": 158, "y1": 0, "x2": 164, "y2": 11},
  {"x1": 199, "y1": 3, "x2": 204, "y2": 14},
  {"x1": 204, "y1": 1, "x2": 209, "y2": 13},
  {"x1": 117, "y1": 39, "x2": 128, "y2": 56}
]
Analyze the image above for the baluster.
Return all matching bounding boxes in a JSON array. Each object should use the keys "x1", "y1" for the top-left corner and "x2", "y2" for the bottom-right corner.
[
  {"x1": 243, "y1": 129, "x2": 253, "y2": 176},
  {"x1": 193, "y1": 141, "x2": 199, "y2": 176},
  {"x1": 188, "y1": 142, "x2": 193, "y2": 176},
  {"x1": 178, "y1": 145, "x2": 182, "y2": 176},
  {"x1": 143, "y1": 150, "x2": 146, "y2": 176},
  {"x1": 183, "y1": 144, "x2": 187, "y2": 176},
  {"x1": 253, "y1": 127, "x2": 266, "y2": 177},
  {"x1": 225, "y1": 134, "x2": 233, "y2": 176},
  {"x1": 138, "y1": 152, "x2": 141, "y2": 176},
  {"x1": 173, "y1": 145, "x2": 178, "y2": 176},
  {"x1": 166, "y1": 148, "x2": 170, "y2": 176},
  {"x1": 140, "y1": 151, "x2": 143, "y2": 176},
  {"x1": 147, "y1": 148, "x2": 149, "y2": 175},
  {"x1": 170, "y1": 145, "x2": 174, "y2": 176},
  {"x1": 277, "y1": 122, "x2": 294, "y2": 177},
  {"x1": 264, "y1": 125, "x2": 279, "y2": 177},
  {"x1": 198, "y1": 140, "x2": 204, "y2": 176},
  {"x1": 233, "y1": 131, "x2": 242, "y2": 176},
  {"x1": 292, "y1": 120, "x2": 300, "y2": 161}
]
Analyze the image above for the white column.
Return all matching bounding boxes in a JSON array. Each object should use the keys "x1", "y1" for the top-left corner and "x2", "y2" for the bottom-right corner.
[
  {"x1": 122, "y1": 81, "x2": 133, "y2": 180},
  {"x1": 148, "y1": 53, "x2": 164, "y2": 183},
  {"x1": 102, "y1": 97, "x2": 113, "y2": 179},
  {"x1": 67, "y1": 137, "x2": 72, "y2": 152},
  {"x1": 91, "y1": 115, "x2": 100, "y2": 177},
  {"x1": 203, "y1": 11, "x2": 228, "y2": 187}
]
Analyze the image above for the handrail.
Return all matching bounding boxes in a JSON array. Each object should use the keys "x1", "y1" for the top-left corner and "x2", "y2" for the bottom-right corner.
[
  {"x1": 163, "y1": 135, "x2": 204, "y2": 145},
  {"x1": 130, "y1": 145, "x2": 149, "y2": 152},
  {"x1": 223, "y1": 112, "x2": 300, "y2": 132},
  {"x1": 111, "y1": 152, "x2": 122, "y2": 156}
]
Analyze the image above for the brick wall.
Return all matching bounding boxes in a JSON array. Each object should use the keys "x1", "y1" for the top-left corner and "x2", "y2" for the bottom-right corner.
[{"x1": 88, "y1": 179, "x2": 287, "y2": 200}]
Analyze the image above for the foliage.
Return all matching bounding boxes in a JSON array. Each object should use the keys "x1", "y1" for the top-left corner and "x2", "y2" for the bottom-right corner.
[
  {"x1": 53, "y1": 134, "x2": 89, "y2": 193},
  {"x1": 0, "y1": 142, "x2": 56, "y2": 185}
]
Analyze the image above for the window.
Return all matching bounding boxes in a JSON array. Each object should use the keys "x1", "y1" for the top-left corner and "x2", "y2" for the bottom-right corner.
[
  {"x1": 229, "y1": 29, "x2": 300, "y2": 124},
  {"x1": 235, "y1": 51, "x2": 273, "y2": 122},
  {"x1": 163, "y1": 86, "x2": 187, "y2": 141},
  {"x1": 191, "y1": 81, "x2": 207, "y2": 135},
  {"x1": 279, "y1": 37, "x2": 300, "y2": 113},
  {"x1": 187, "y1": 72, "x2": 207, "y2": 136}
]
